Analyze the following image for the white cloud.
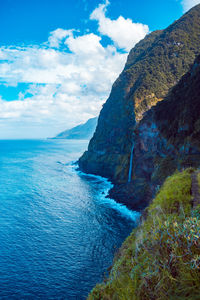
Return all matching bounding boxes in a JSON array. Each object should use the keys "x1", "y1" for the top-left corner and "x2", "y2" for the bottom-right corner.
[
  {"x1": 0, "y1": 1, "x2": 149, "y2": 138},
  {"x1": 48, "y1": 28, "x2": 74, "y2": 48},
  {"x1": 65, "y1": 33, "x2": 105, "y2": 56},
  {"x1": 181, "y1": 0, "x2": 200, "y2": 11},
  {"x1": 90, "y1": 1, "x2": 149, "y2": 51},
  {"x1": 0, "y1": 38, "x2": 127, "y2": 138}
]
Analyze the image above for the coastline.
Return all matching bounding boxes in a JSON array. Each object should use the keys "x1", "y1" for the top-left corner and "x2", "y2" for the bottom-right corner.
[{"x1": 74, "y1": 164, "x2": 141, "y2": 222}]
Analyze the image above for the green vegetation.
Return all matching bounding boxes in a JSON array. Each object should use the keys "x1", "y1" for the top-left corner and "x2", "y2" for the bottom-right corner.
[
  {"x1": 88, "y1": 169, "x2": 200, "y2": 299},
  {"x1": 124, "y1": 4, "x2": 200, "y2": 121}
]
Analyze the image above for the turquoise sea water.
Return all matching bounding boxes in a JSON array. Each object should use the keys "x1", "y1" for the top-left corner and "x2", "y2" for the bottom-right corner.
[{"x1": 0, "y1": 139, "x2": 139, "y2": 299}]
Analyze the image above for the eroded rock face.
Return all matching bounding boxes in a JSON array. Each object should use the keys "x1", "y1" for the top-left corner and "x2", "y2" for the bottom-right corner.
[
  {"x1": 79, "y1": 5, "x2": 200, "y2": 209},
  {"x1": 108, "y1": 112, "x2": 174, "y2": 210}
]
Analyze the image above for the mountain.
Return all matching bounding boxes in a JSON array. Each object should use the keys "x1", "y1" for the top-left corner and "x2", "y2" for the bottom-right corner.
[
  {"x1": 54, "y1": 117, "x2": 98, "y2": 140},
  {"x1": 87, "y1": 50, "x2": 200, "y2": 300},
  {"x1": 79, "y1": 4, "x2": 200, "y2": 209}
]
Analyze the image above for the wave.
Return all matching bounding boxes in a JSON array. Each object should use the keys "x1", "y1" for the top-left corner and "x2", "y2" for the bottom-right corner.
[{"x1": 69, "y1": 164, "x2": 140, "y2": 222}]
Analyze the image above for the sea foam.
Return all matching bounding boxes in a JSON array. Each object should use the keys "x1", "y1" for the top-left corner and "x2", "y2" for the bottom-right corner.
[{"x1": 70, "y1": 164, "x2": 141, "y2": 222}]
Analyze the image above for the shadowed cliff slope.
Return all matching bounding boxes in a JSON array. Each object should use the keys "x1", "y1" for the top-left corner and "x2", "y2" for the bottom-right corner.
[{"x1": 79, "y1": 5, "x2": 200, "y2": 208}]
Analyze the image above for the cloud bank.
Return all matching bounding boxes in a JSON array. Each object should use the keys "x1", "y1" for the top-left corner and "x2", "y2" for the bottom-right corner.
[{"x1": 0, "y1": 1, "x2": 149, "y2": 138}]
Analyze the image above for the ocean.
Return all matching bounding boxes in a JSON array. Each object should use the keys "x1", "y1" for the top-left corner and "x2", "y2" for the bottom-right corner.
[{"x1": 0, "y1": 139, "x2": 139, "y2": 299}]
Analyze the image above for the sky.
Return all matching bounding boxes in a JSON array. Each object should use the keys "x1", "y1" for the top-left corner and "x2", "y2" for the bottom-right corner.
[{"x1": 0, "y1": 0, "x2": 199, "y2": 139}]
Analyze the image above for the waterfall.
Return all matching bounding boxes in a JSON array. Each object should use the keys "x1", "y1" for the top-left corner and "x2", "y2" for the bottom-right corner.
[{"x1": 128, "y1": 143, "x2": 134, "y2": 183}]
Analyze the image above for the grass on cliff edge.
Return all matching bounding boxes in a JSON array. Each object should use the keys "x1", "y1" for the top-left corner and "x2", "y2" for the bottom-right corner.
[{"x1": 89, "y1": 168, "x2": 200, "y2": 300}]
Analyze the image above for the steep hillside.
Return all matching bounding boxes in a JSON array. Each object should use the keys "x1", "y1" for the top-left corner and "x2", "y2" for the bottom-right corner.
[
  {"x1": 54, "y1": 117, "x2": 97, "y2": 140},
  {"x1": 79, "y1": 5, "x2": 200, "y2": 189},
  {"x1": 89, "y1": 169, "x2": 200, "y2": 300},
  {"x1": 108, "y1": 53, "x2": 200, "y2": 210}
]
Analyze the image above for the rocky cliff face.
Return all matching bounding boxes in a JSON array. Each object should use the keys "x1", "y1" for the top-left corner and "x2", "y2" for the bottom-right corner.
[{"x1": 79, "y1": 4, "x2": 200, "y2": 209}]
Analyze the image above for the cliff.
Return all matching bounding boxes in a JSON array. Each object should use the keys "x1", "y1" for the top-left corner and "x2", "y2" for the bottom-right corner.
[
  {"x1": 88, "y1": 169, "x2": 200, "y2": 299},
  {"x1": 108, "y1": 52, "x2": 200, "y2": 210},
  {"x1": 54, "y1": 117, "x2": 97, "y2": 140},
  {"x1": 79, "y1": 4, "x2": 200, "y2": 209}
]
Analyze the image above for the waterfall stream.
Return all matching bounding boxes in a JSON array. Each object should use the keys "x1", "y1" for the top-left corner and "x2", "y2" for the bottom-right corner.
[{"x1": 128, "y1": 143, "x2": 134, "y2": 183}]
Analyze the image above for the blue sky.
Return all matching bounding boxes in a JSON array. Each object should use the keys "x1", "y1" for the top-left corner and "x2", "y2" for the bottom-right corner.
[
  {"x1": 0, "y1": 0, "x2": 199, "y2": 138},
  {"x1": 0, "y1": 0, "x2": 183, "y2": 46}
]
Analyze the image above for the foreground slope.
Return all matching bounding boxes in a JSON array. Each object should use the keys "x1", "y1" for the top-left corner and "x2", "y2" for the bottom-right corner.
[
  {"x1": 79, "y1": 4, "x2": 200, "y2": 187},
  {"x1": 89, "y1": 169, "x2": 200, "y2": 300}
]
